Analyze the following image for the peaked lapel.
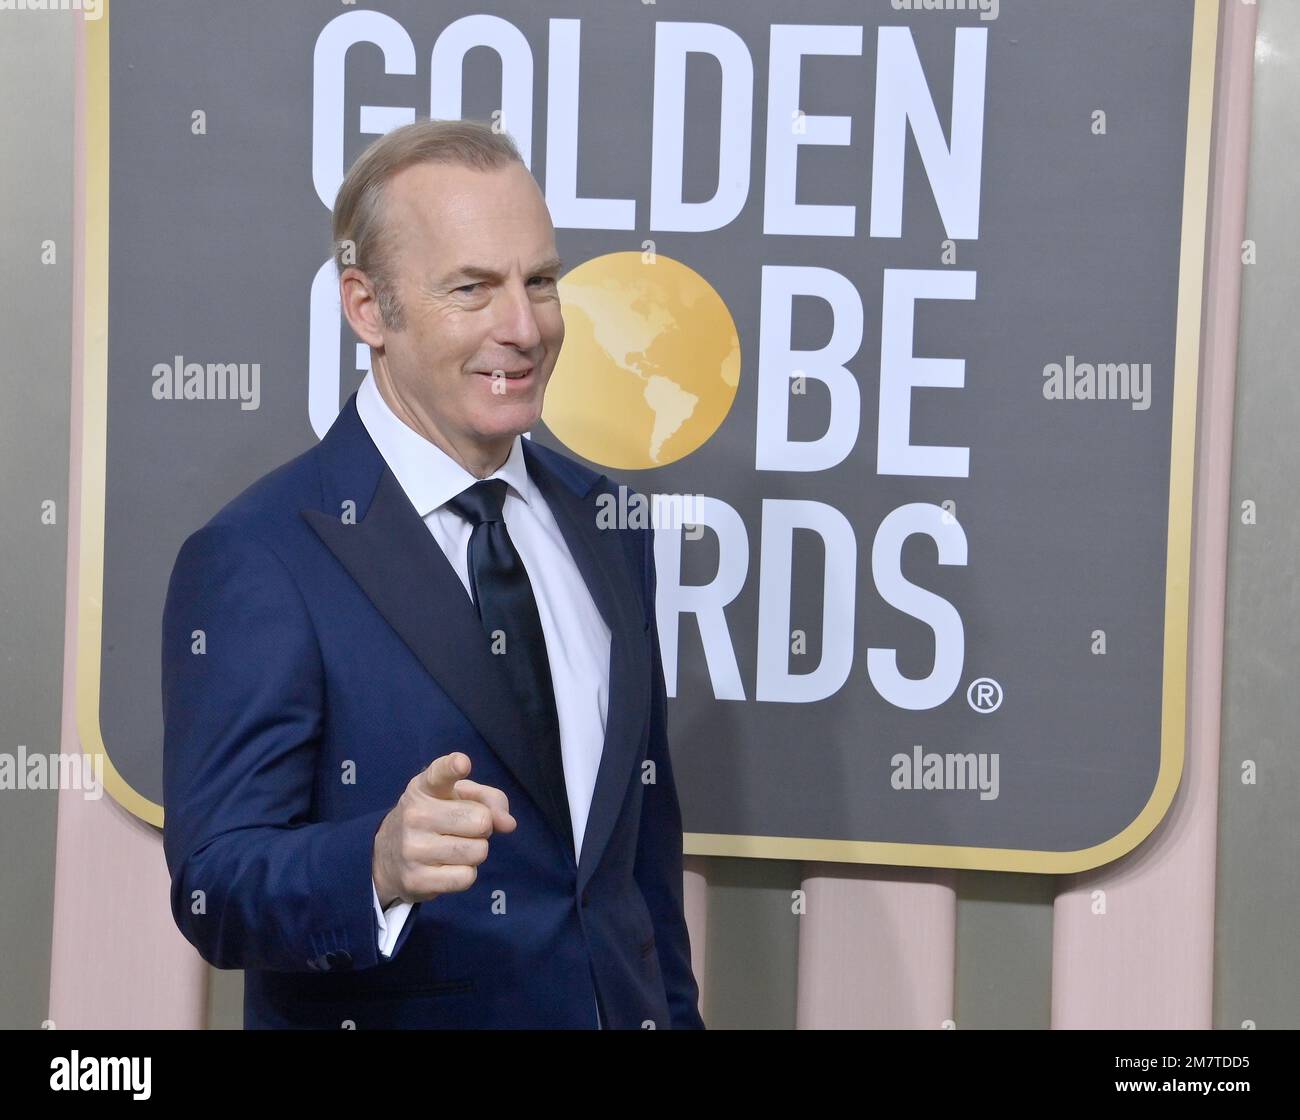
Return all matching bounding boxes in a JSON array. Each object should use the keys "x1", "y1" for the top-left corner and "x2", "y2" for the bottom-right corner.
[{"x1": 300, "y1": 393, "x2": 651, "y2": 888}]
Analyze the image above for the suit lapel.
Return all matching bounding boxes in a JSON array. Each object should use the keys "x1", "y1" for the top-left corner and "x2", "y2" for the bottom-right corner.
[
  {"x1": 301, "y1": 396, "x2": 575, "y2": 861},
  {"x1": 300, "y1": 394, "x2": 651, "y2": 885}
]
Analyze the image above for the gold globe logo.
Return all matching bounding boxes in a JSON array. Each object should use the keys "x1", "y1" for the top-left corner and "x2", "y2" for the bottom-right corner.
[{"x1": 542, "y1": 251, "x2": 741, "y2": 470}]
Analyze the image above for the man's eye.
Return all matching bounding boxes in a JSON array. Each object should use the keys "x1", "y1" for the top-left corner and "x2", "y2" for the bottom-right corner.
[
  {"x1": 455, "y1": 283, "x2": 481, "y2": 294},
  {"x1": 530, "y1": 276, "x2": 556, "y2": 288}
]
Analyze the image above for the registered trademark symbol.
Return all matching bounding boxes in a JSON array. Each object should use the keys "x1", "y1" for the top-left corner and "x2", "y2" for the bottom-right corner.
[{"x1": 967, "y1": 677, "x2": 1002, "y2": 713}]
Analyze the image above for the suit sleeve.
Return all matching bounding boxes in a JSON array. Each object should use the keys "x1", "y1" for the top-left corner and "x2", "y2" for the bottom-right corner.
[
  {"x1": 161, "y1": 522, "x2": 417, "y2": 973},
  {"x1": 632, "y1": 521, "x2": 706, "y2": 1029}
]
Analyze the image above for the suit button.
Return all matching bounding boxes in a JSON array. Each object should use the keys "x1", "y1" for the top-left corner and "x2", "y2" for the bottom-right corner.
[
  {"x1": 324, "y1": 950, "x2": 353, "y2": 971},
  {"x1": 581, "y1": 889, "x2": 590, "y2": 907}
]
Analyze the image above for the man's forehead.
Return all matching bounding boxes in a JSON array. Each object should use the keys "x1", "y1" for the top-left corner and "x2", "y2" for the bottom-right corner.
[
  {"x1": 388, "y1": 163, "x2": 549, "y2": 236},
  {"x1": 389, "y1": 159, "x2": 536, "y2": 210}
]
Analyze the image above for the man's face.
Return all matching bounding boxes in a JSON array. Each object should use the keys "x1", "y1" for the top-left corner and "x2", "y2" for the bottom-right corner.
[{"x1": 365, "y1": 160, "x2": 565, "y2": 466}]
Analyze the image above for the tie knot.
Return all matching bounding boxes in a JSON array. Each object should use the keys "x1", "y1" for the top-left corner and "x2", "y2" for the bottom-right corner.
[{"x1": 446, "y1": 478, "x2": 508, "y2": 526}]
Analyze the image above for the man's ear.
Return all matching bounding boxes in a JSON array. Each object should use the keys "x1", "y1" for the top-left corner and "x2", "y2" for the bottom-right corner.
[{"x1": 339, "y1": 267, "x2": 386, "y2": 348}]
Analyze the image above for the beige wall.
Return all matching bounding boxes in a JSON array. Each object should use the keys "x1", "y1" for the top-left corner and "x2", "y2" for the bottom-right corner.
[
  {"x1": 1212, "y1": 0, "x2": 1300, "y2": 1032},
  {"x1": 0, "y1": 9, "x2": 73, "y2": 1031}
]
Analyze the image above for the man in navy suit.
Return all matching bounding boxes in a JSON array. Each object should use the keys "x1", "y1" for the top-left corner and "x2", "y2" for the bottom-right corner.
[{"x1": 161, "y1": 118, "x2": 705, "y2": 1029}]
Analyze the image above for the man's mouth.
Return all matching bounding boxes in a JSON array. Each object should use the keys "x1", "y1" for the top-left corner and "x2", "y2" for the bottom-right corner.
[{"x1": 475, "y1": 366, "x2": 533, "y2": 381}]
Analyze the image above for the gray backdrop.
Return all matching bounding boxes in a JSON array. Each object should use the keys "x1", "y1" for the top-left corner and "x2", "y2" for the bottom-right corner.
[{"x1": 98, "y1": 0, "x2": 1197, "y2": 865}]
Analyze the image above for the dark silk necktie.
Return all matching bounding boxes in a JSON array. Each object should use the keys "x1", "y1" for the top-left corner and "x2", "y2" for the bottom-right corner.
[{"x1": 445, "y1": 479, "x2": 573, "y2": 854}]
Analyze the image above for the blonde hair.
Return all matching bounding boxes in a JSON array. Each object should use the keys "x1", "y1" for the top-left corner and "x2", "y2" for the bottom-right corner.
[{"x1": 331, "y1": 118, "x2": 524, "y2": 329}]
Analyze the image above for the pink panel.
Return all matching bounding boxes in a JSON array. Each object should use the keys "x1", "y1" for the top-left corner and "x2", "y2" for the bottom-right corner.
[
  {"x1": 1051, "y1": 0, "x2": 1257, "y2": 1029},
  {"x1": 682, "y1": 856, "x2": 709, "y2": 1022},
  {"x1": 797, "y1": 866, "x2": 956, "y2": 1029}
]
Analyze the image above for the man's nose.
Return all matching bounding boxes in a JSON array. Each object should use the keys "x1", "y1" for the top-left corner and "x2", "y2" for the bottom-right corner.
[{"x1": 491, "y1": 277, "x2": 545, "y2": 351}]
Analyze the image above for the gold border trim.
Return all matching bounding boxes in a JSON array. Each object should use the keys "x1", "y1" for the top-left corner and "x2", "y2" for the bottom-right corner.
[
  {"x1": 79, "y1": 0, "x2": 1220, "y2": 862},
  {"x1": 78, "y1": 0, "x2": 161, "y2": 824}
]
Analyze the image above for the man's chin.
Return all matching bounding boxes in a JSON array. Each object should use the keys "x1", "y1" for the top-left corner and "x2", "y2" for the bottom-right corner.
[{"x1": 475, "y1": 401, "x2": 544, "y2": 441}]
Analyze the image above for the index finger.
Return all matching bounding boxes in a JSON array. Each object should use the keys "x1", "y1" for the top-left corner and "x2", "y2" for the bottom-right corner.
[{"x1": 419, "y1": 752, "x2": 470, "y2": 800}]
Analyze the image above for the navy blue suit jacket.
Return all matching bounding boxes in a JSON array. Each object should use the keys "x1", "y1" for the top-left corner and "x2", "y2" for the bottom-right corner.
[{"x1": 161, "y1": 391, "x2": 704, "y2": 1029}]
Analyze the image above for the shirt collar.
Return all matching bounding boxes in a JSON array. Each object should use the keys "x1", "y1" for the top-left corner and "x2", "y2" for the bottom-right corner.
[{"x1": 355, "y1": 369, "x2": 534, "y2": 518}]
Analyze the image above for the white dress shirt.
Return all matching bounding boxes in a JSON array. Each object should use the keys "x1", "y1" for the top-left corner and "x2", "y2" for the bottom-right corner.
[{"x1": 355, "y1": 370, "x2": 612, "y2": 983}]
